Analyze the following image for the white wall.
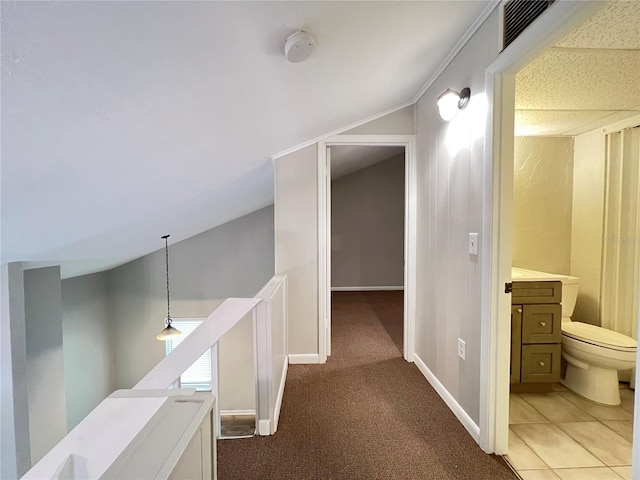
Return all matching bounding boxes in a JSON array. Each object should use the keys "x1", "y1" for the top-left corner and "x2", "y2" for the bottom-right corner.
[
  {"x1": 513, "y1": 136, "x2": 574, "y2": 275},
  {"x1": 1, "y1": 263, "x2": 31, "y2": 479},
  {"x1": 110, "y1": 206, "x2": 274, "y2": 411},
  {"x1": 23, "y1": 266, "x2": 67, "y2": 465},
  {"x1": 274, "y1": 107, "x2": 414, "y2": 358},
  {"x1": 274, "y1": 145, "x2": 319, "y2": 356},
  {"x1": 571, "y1": 128, "x2": 606, "y2": 326},
  {"x1": 62, "y1": 272, "x2": 115, "y2": 430},
  {"x1": 331, "y1": 154, "x2": 405, "y2": 288},
  {"x1": 414, "y1": 10, "x2": 500, "y2": 425}
]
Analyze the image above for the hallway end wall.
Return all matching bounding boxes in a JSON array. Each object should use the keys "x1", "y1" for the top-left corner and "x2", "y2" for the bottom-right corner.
[{"x1": 331, "y1": 154, "x2": 405, "y2": 289}]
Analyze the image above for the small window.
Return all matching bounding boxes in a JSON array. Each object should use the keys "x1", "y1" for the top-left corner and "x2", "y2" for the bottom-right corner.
[{"x1": 165, "y1": 319, "x2": 212, "y2": 391}]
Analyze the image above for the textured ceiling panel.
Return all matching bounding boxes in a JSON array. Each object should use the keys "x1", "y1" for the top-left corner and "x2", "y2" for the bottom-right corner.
[
  {"x1": 514, "y1": 110, "x2": 639, "y2": 137},
  {"x1": 515, "y1": 49, "x2": 640, "y2": 111},
  {"x1": 556, "y1": 1, "x2": 640, "y2": 50}
]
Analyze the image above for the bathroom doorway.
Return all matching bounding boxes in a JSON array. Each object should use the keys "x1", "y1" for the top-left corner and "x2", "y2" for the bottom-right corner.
[{"x1": 498, "y1": 3, "x2": 640, "y2": 478}]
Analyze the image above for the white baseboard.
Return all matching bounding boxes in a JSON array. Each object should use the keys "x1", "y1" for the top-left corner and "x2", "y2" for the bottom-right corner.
[
  {"x1": 258, "y1": 419, "x2": 271, "y2": 436},
  {"x1": 413, "y1": 353, "x2": 480, "y2": 443},
  {"x1": 331, "y1": 286, "x2": 404, "y2": 292},
  {"x1": 219, "y1": 409, "x2": 256, "y2": 417},
  {"x1": 288, "y1": 353, "x2": 321, "y2": 364},
  {"x1": 272, "y1": 359, "x2": 288, "y2": 433}
]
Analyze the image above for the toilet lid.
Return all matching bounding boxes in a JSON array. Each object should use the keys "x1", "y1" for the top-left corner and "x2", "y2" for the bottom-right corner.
[{"x1": 562, "y1": 322, "x2": 637, "y2": 351}]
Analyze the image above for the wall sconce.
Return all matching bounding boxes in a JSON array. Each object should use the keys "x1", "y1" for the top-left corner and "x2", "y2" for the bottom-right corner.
[
  {"x1": 437, "y1": 87, "x2": 471, "y2": 121},
  {"x1": 156, "y1": 234, "x2": 181, "y2": 341}
]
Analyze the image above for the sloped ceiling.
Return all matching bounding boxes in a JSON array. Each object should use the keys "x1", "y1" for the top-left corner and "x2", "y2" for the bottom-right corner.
[
  {"x1": 1, "y1": 1, "x2": 492, "y2": 277},
  {"x1": 330, "y1": 145, "x2": 404, "y2": 180},
  {"x1": 515, "y1": 1, "x2": 640, "y2": 136}
]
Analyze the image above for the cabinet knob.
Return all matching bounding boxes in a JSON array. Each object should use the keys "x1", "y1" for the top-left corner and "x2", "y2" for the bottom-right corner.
[
  {"x1": 539, "y1": 321, "x2": 547, "y2": 327},
  {"x1": 538, "y1": 361, "x2": 545, "y2": 366},
  {"x1": 517, "y1": 308, "x2": 523, "y2": 313}
]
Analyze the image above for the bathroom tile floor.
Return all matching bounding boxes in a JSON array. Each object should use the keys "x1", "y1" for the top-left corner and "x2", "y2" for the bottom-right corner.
[{"x1": 507, "y1": 384, "x2": 634, "y2": 480}]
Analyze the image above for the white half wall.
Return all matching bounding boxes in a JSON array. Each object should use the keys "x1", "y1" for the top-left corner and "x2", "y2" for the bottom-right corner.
[{"x1": 23, "y1": 266, "x2": 67, "y2": 465}]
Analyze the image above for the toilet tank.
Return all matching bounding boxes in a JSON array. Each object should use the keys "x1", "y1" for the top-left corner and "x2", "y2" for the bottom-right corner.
[{"x1": 511, "y1": 267, "x2": 580, "y2": 318}]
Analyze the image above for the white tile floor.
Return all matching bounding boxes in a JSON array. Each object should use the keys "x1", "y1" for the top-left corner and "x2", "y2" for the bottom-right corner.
[{"x1": 507, "y1": 385, "x2": 634, "y2": 480}]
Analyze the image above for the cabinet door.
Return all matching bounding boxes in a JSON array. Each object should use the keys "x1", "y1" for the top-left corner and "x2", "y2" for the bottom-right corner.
[
  {"x1": 522, "y1": 304, "x2": 562, "y2": 344},
  {"x1": 521, "y1": 344, "x2": 561, "y2": 383},
  {"x1": 511, "y1": 306, "x2": 523, "y2": 384}
]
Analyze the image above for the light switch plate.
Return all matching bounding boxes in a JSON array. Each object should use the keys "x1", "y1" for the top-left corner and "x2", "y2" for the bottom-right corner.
[
  {"x1": 468, "y1": 233, "x2": 479, "y2": 255},
  {"x1": 458, "y1": 338, "x2": 466, "y2": 360}
]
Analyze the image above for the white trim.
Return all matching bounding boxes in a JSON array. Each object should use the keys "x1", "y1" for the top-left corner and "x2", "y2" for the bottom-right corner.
[
  {"x1": 219, "y1": 410, "x2": 256, "y2": 417},
  {"x1": 270, "y1": 103, "x2": 413, "y2": 161},
  {"x1": 272, "y1": 359, "x2": 288, "y2": 434},
  {"x1": 331, "y1": 286, "x2": 404, "y2": 292},
  {"x1": 602, "y1": 114, "x2": 640, "y2": 135},
  {"x1": 413, "y1": 1, "x2": 500, "y2": 103},
  {"x1": 479, "y1": 0, "x2": 609, "y2": 455},
  {"x1": 318, "y1": 135, "x2": 417, "y2": 364},
  {"x1": 288, "y1": 354, "x2": 321, "y2": 364},
  {"x1": 413, "y1": 354, "x2": 480, "y2": 442}
]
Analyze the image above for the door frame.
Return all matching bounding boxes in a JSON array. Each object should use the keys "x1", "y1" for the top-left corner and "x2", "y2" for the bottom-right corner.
[
  {"x1": 317, "y1": 135, "x2": 417, "y2": 363},
  {"x1": 479, "y1": 0, "x2": 622, "y2": 455}
]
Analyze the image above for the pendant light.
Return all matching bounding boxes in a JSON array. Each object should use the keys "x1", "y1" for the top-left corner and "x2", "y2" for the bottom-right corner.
[{"x1": 156, "y1": 234, "x2": 181, "y2": 341}]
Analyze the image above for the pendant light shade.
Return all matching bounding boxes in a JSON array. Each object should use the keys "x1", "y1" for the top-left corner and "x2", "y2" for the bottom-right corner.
[{"x1": 156, "y1": 234, "x2": 181, "y2": 341}]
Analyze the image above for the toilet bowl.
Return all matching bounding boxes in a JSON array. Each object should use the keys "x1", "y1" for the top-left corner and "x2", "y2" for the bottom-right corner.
[
  {"x1": 512, "y1": 267, "x2": 637, "y2": 406},
  {"x1": 561, "y1": 321, "x2": 636, "y2": 405}
]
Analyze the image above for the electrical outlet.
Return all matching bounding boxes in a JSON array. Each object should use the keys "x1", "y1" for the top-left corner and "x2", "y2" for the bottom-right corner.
[
  {"x1": 458, "y1": 338, "x2": 466, "y2": 360},
  {"x1": 468, "y1": 233, "x2": 479, "y2": 255}
]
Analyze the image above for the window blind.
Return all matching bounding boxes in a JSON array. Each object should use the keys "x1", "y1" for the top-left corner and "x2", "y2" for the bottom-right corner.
[{"x1": 165, "y1": 319, "x2": 212, "y2": 390}]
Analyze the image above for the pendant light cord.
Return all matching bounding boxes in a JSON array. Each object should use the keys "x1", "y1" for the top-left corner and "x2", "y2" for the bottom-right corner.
[{"x1": 162, "y1": 234, "x2": 171, "y2": 326}]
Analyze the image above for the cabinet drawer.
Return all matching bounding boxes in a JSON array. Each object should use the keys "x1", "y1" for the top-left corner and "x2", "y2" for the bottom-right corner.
[
  {"x1": 522, "y1": 304, "x2": 561, "y2": 344},
  {"x1": 521, "y1": 344, "x2": 561, "y2": 383},
  {"x1": 512, "y1": 281, "x2": 562, "y2": 304}
]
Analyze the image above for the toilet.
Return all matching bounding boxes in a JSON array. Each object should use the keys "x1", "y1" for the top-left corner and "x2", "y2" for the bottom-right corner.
[{"x1": 512, "y1": 267, "x2": 637, "y2": 406}]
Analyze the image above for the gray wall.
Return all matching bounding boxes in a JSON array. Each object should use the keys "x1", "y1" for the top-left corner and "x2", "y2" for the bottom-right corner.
[
  {"x1": 513, "y1": 136, "x2": 574, "y2": 275},
  {"x1": 110, "y1": 206, "x2": 274, "y2": 411},
  {"x1": 414, "y1": 9, "x2": 500, "y2": 425},
  {"x1": 23, "y1": 267, "x2": 67, "y2": 465},
  {"x1": 1, "y1": 263, "x2": 30, "y2": 479},
  {"x1": 62, "y1": 272, "x2": 115, "y2": 430},
  {"x1": 331, "y1": 155, "x2": 405, "y2": 288}
]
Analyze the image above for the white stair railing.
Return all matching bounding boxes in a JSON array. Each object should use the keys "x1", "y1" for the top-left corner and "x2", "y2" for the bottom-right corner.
[{"x1": 21, "y1": 275, "x2": 288, "y2": 480}]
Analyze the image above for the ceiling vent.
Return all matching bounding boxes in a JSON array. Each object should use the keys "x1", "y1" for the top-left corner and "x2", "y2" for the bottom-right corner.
[{"x1": 502, "y1": 0, "x2": 555, "y2": 50}]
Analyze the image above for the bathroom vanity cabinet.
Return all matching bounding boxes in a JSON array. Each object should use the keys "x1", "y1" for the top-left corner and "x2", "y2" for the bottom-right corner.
[{"x1": 511, "y1": 281, "x2": 562, "y2": 392}]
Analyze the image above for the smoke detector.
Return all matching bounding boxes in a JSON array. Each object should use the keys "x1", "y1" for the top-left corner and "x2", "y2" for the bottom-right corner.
[{"x1": 284, "y1": 31, "x2": 315, "y2": 63}]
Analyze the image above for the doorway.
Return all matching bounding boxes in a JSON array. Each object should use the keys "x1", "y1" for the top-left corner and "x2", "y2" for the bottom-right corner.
[
  {"x1": 483, "y1": 0, "x2": 640, "y2": 475},
  {"x1": 317, "y1": 135, "x2": 417, "y2": 364}
]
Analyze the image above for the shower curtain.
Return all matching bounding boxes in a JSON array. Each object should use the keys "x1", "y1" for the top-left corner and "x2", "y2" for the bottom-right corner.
[{"x1": 600, "y1": 125, "x2": 640, "y2": 342}]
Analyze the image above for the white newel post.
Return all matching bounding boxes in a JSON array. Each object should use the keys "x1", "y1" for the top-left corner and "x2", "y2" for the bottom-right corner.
[
  {"x1": 253, "y1": 300, "x2": 273, "y2": 435},
  {"x1": 210, "y1": 343, "x2": 221, "y2": 439}
]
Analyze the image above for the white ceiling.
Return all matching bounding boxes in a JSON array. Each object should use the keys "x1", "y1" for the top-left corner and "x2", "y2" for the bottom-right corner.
[
  {"x1": 1, "y1": 1, "x2": 492, "y2": 277},
  {"x1": 515, "y1": 1, "x2": 640, "y2": 136}
]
